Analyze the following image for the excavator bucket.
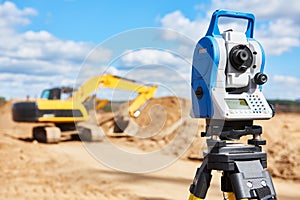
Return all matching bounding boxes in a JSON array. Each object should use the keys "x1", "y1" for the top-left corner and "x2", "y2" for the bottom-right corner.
[{"x1": 77, "y1": 121, "x2": 104, "y2": 142}]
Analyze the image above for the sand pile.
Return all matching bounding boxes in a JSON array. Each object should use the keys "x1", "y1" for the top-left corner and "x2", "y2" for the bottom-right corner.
[
  {"x1": 98, "y1": 97, "x2": 203, "y2": 156},
  {"x1": 0, "y1": 100, "x2": 41, "y2": 139},
  {"x1": 121, "y1": 97, "x2": 193, "y2": 137}
]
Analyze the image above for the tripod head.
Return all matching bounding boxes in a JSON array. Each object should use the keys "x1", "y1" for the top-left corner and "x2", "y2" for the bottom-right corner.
[{"x1": 191, "y1": 9, "x2": 274, "y2": 140}]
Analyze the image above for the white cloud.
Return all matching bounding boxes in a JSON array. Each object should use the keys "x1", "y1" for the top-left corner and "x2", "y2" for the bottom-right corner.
[
  {"x1": 120, "y1": 49, "x2": 191, "y2": 94},
  {"x1": 121, "y1": 49, "x2": 189, "y2": 67},
  {"x1": 0, "y1": 73, "x2": 76, "y2": 99},
  {"x1": 264, "y1": 75, "x2": 300, "y2": 99},
  {"x1": 86, "y1": 47, "x2": 113, "y2": 63},
  {"x1": 0, "y1": 2, "x2": 113, "y2": 99},
  {"x1": 160, "y1": 1, "x2": 300, "y2": 55},
  {"x1": 74, "y1": 64, "x2": 122, "y2": 87},
  {"x1": 210, "y1": 0, "x2": 300, "y2": 20},
  {"x1": 0, "y1": 1, "x2": 37, "y2": 30},
  {"x1": 1, "y1": 29, "x2": 95, "y2": 62},
  {"x1": 119, "y1": 65, "x2": 191, "y2": 98},
  {"x1": 160, "y1": 11, "x2": 208, "y2": 40},
  {"x1": 272, "y1": 75, "x2": 299, "y2": 85},
  {"x1": 256, "y1": 18, "x2": 300, "y2": 55}
]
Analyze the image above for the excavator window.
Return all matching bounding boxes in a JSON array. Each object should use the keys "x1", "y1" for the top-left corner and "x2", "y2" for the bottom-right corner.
[
  {"x1": 41, "y1": 89, "x2": 50, "y2": 99},
  {"x1": 49, "y1": 88, "x2": 61, "y2": 100},
  {"x1": 40, "y1": 88, "x2": 62, "y2": 100}
]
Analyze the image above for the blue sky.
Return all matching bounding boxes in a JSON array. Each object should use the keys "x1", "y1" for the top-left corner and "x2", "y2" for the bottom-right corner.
[{"x1": 0, "y1": 0, "x2": 300, "y2": 100}]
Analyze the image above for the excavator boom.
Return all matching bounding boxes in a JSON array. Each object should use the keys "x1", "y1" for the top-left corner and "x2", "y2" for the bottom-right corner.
[{"x1": 72, "y1": 74, "x2": 157, "y2": 117}]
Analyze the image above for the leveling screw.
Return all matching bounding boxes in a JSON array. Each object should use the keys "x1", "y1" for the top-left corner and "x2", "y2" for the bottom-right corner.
[{"x1": 247, "y1": 181, "x2": 253, "y2": 188}]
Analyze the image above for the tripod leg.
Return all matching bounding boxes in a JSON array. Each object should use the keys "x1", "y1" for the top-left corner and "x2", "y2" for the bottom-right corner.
[
  {"x1": 226, "y1": 192, "x2": 236, "y2": 200},
  {"x1": 230, "y1": 160, "x2": 277, "y2": 200},
  {"x1": 188, "y1": 157, "x2": 212, "y2": 200},
  {"x1": 188, "y1": 194, "x2": 204, "y2": 200},
  {"x1": 224, "y1": 192, "x2": 249, "y2": 200}
]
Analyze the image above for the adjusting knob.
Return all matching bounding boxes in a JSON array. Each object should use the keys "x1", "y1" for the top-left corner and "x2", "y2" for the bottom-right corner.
[{"x1": 254, "y1": 73, "x2": 268, "y2": 85}]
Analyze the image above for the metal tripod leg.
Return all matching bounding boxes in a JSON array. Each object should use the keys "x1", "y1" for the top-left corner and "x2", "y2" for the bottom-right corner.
[
  {"x1": 189, "y1": 157, "x2": 212, "y2": 200},
  {"x1": 188, "y1": 157, "x2": 277, "y2": 200},
  {"x1": 229, "y1": 160, "x2": 277, "y2": 200}
]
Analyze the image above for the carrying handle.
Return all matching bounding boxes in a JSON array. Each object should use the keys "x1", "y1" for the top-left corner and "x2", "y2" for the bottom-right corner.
[{"x1": 206, "y1": 9, "x2": 255, "y2": 38}]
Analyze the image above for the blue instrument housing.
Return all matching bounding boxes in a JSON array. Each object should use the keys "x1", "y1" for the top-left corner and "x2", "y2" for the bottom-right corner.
[
  {"x1": 191, "y1": 36, "x2": 219, "y2": 118},
  {"x1": 191, "y1": 9, "x2": 266, "y2": 119}
]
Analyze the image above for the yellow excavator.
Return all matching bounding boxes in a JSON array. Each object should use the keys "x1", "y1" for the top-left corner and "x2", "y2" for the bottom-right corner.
[{"x1": 12, "y1": 74, "x2": 157, "y2": 143}]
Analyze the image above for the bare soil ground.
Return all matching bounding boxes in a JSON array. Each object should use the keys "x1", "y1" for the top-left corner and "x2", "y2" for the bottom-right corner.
[{"x1": 1, "y1": 99, "x2": 300, "y2": 199}]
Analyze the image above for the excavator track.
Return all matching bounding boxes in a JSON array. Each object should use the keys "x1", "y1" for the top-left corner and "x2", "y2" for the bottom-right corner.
[{"x1": 32, "y1": 126, "x2": 61, "y2": 143}]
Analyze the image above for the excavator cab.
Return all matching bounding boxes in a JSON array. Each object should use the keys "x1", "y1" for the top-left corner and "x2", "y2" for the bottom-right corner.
[
  {"x1": 41, "y1": 88, "x2": 61, "y2": 100},
  {"x1": 41, "y1": 87, "x2": 73, "y2": 100},
  {"x1": 12, "y1": 86, "x2": 86, "y2": 123}
]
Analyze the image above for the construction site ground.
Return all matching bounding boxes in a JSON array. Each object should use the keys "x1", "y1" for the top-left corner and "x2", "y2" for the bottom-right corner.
[{"x1": 1, "y1": 97, "x2": 300, "y2": 200}]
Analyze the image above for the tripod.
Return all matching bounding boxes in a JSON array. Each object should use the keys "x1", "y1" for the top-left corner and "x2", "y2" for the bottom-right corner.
[{"x1": 188, "y1": 120, "x2": 277, "y2": 200}]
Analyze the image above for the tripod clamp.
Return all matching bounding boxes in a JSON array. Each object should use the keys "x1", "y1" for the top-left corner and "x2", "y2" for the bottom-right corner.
[
  {"x1": 218, "y1": 125, "x2": 261, "y2": 140},
  {"x1": 202, "y1": 120, "x2": 267, "y2": 145}
]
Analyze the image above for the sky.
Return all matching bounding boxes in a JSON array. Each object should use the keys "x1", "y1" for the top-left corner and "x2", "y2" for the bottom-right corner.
[{"x1": 0, "y1": 0, "x2": 300, "y2": 100}]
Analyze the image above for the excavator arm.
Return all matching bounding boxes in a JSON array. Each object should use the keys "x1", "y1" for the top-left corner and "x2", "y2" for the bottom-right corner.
[
  {"x1": 127, "y1": 85, "x2": 157, "y2": 117},
  {"x1": 72, "y1": 74, "x2": 157, "y2": 117}
]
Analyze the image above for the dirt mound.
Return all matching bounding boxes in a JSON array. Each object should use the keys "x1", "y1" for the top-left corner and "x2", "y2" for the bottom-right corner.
[
  {"x1": 99, "y1": 97, "x2": 204, "y2": 156},
  {"x1": 112, "y1": 96, "x2": 194, "y2": 137},
  {"x1": 0, "y1": 100, "x2": 43, "y2": 139},
  {"x1": 0, "y1": 101, "x2": 16, "y2": 129}
]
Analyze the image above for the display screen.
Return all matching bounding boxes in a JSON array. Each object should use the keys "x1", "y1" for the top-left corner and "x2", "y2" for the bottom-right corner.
[{"x1": 225, "y1": 99, "x2": 250, "y2": 110}]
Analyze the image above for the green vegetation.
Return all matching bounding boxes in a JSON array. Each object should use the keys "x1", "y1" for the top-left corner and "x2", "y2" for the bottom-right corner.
[
  {"x1": 268, "y1": 99, "x2": 300, "y2": 113},
  {"x1": 0, "y1": 97, "x2": 6, "y2": 105}
]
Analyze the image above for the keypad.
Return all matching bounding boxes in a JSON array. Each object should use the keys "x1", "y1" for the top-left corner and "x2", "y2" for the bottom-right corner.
[
  {"x1": 226, "y1": 93, "x2": 271, "y2": 118},
  {"x1": 246, "y1": 94, "x2": 267, "y2": 114}
]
